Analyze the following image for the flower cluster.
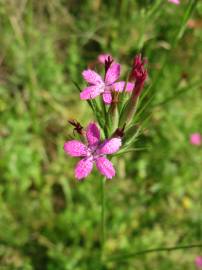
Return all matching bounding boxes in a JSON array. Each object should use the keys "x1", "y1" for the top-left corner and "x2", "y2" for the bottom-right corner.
[{"x1": 64, "y1": 54, "x2": 147, "y2": 180}]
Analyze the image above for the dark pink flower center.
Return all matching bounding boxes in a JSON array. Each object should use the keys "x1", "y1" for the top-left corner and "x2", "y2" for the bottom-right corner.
[{"x1": 86, "y1": 144, "x2": 104, "y2": 161}]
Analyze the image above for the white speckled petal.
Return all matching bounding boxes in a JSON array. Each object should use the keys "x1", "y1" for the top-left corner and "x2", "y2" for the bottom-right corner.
[
  {"x1": 64, "y1": 140, "x2": 87, "y2": 157},
  {"x1": 95, "y1": 157, "x2": 115, "y2": 179},
  {"x1": 86, "y1": 122, "x2": 100, "y2": 146},
  {"x1": 99, "y1": 138, "x2": 122, "y2": 155},
  {"x1": 75, "y1": 158, "x2": 93, "y2": 180}
]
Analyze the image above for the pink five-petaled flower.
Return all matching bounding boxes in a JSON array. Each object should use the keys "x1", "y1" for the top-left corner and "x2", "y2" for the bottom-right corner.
[
  {"x1": 190, "y1": 133, "x2": 202, "y2": 146},
  {"x1": 168, "y1": 0, "x2": 180, "y2": 4},
  {"x1": 64, "y1": 122, "x2": 122, "y2": 180},
  {"x1": 195, "y1": 256, "x2": 202, "y2": 268},
  {"x1": 80, "y1": 62, "x2": 134, "y2": 104}
]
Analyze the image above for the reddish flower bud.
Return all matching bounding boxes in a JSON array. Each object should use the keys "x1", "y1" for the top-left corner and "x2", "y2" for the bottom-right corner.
[
  {"x1": 104, "y1": 56, "x2": 114, "y2": 76},
  {"x1": 112, "y1": 124, "x2": 126, "y2": 138},
  {"x1": 129, "y1": 54, "x2": 147, "y2": 97},
  {"x1": 68, "y1": 119, "x2": 84, "y2": 136},
  {"x1": 119, "y1": 54, "x2": 148, "y2": 127}
]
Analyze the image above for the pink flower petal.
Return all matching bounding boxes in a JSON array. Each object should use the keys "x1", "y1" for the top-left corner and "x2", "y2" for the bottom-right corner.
[
  {"x1": 80, "y1": 85, "x2": 103, "y2": 100},
  {"x1": 86, "y1": 122, "x2": 100, "y2": 145},
  {"x1": 64, "y1": 140, "x2": 87, "y2": 157},
  {"x1": 195, "y1": 256, "x2": 202, "y2": 268},
  {"x1": 103, "y1": 91, "x2": 112, "y2": 104},
  {"x1": 98, "y1": 54, "x2": 112, "y2": 64},
  {"x1": 112, "y1": 81, "x2": 135, "y2": 92},
  {"x1": 168, "y1": 0, "x2": 180, "y2": 4},
  {"x1": 99, "y1": 138, "x2": 122, "y2": 154},
  {"x1": 82, "y1": 69, "x2": 103, "y2": 85},
  {"x1": 105, "y1": 63, "x2": 121, "y2": 85},
  {"x1": 95, "y1": 157, "x2": 115, "y2": 179},
  {"x1": 190, "y1": 133, "x2": 202, "y2": 146},
  {"x1": 75, "y1": 158, "x2": 94, "y2": 180}
]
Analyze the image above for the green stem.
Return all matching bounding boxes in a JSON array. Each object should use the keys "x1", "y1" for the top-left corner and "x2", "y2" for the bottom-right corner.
[
  {"x1": 137, "y1": 0, "x2": 164, "y2": 50},
  {"x1": 107, "y1": 243, "x2": 202, "y2": 262},
  {"x1": 101, "y1": 177, "x2": 106, "y2": 260},
  {"x1": 174, "y1": 0, "x2": 198, "y2": 47}
]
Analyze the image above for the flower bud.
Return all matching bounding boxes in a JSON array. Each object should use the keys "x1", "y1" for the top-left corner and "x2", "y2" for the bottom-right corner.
[
  {"x1": 68, "y1": 119, "x2": 86, "y2": 143},
  {"x1": 112, "y1": 124, "x2": 126, "y2": 138},
  {"x1": 119, "y1": 54, "x2": 147, "y2": 127}
]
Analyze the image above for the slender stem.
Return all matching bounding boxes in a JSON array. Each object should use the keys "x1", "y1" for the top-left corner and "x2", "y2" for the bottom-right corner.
[
  {"x1": 107, "y1": 243, "x2": 202, "y2": 262},
  {"x1": 137, "y1": 0, "x2": 164, "y2": 50},
  {"x1": 101, "y1": 177, "x2": 106, "y2": 260},
  {"x1": 152, "y1": 80, "x2": 202, "y2": 108},
  {"x1": 174, "y1": 0, "x2": 198, "y2": 46}
]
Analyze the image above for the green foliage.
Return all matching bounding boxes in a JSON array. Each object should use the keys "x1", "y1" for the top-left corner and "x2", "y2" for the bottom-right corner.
[{"x1": 0, "y1": 0, "x2": 202, "y2": 269}]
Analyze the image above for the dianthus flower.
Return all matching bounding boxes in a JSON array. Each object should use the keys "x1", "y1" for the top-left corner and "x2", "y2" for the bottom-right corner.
[
  {"x1": 80, "y1": 60, "x2": 134, "y2": 104},
  {"x1": 64, "y1": 122, "x2": 121, "y2": 180},
  {"x1": 168, "y1": 0, "x2": 180, "y2": 4},
  {"x1": 190, "y1": 133, "x2": 202, "y2": 146},
  {"x1": 195, "y1": 256, "x2": 202, "y2": 268}
]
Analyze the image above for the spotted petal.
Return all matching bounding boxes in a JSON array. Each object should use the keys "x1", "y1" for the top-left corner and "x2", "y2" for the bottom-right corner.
[
  {"x1": 80, "y1": 85, "x2": 103, "y2": 100},
  {"x1": 86, "y1": 122, "x2": 100, "y2": 146},
  {"x1": 103, "y1": 91, "x2": 112, "y2": 104},
  {"x1": 105, "y1": 63, "x2": 121, "y2": 85},
  {"x1": 75, "y1": 158, "x2": 93, "y2": 180},
  {"x1": 112, "y1": 81, "x2": 134, "y2": 92},
  {"x1": 95, "y1": 157, "x2": 115, "y2": 179},
  {"x1": 99, "y1": 138, "x2": 122, "y2": 155},
  {"x1": 64, "y1": 140, "x2": 87, "y2": 157},
  {"x1": 82, "y1": 69, "x2": 103, "y2": 85}
]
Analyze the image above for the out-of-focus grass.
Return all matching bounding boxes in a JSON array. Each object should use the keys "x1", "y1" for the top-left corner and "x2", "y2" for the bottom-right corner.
[{"x1": 0, "y1": 0, "x2": 202, "y2": 269}]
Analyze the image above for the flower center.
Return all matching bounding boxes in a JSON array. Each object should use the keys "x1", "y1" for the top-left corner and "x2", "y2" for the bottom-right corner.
[
  {"x1": 99, "y1": 82, "x2": 106, "y2": 93},
  {"x1": 87, "y1": 144, "x2": 102, "y2": 160}
]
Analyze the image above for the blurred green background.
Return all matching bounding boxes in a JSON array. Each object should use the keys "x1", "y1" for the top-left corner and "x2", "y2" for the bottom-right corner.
[{"x1": 0, "y1": 0, "x2": 202, "y2": 269}]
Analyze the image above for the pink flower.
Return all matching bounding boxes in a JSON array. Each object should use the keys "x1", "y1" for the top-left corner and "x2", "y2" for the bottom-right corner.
[
  {"x1": 80, "y1": 62, "x2": 134, "y2": 104},
  {"x1": 190, "y1": 133, "x2": 202, "y2": 146},
  {"x1": 98, "y1": 54, "x2": 112, "y2": 64},
  {"x1": 195, "y1": 256, "x2": 202, "y2": 268},
  {"x1": 168, "y1": 0, "x2": 180, "y2": 4},
  {"x1": 64, "y1": 122, "x2": 122, "y2": 180}
]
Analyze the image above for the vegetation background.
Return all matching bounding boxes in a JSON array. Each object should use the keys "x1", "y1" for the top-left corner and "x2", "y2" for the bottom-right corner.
[{"x1": 0, "y1": 0, "x2": 202, "y2": 269}]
